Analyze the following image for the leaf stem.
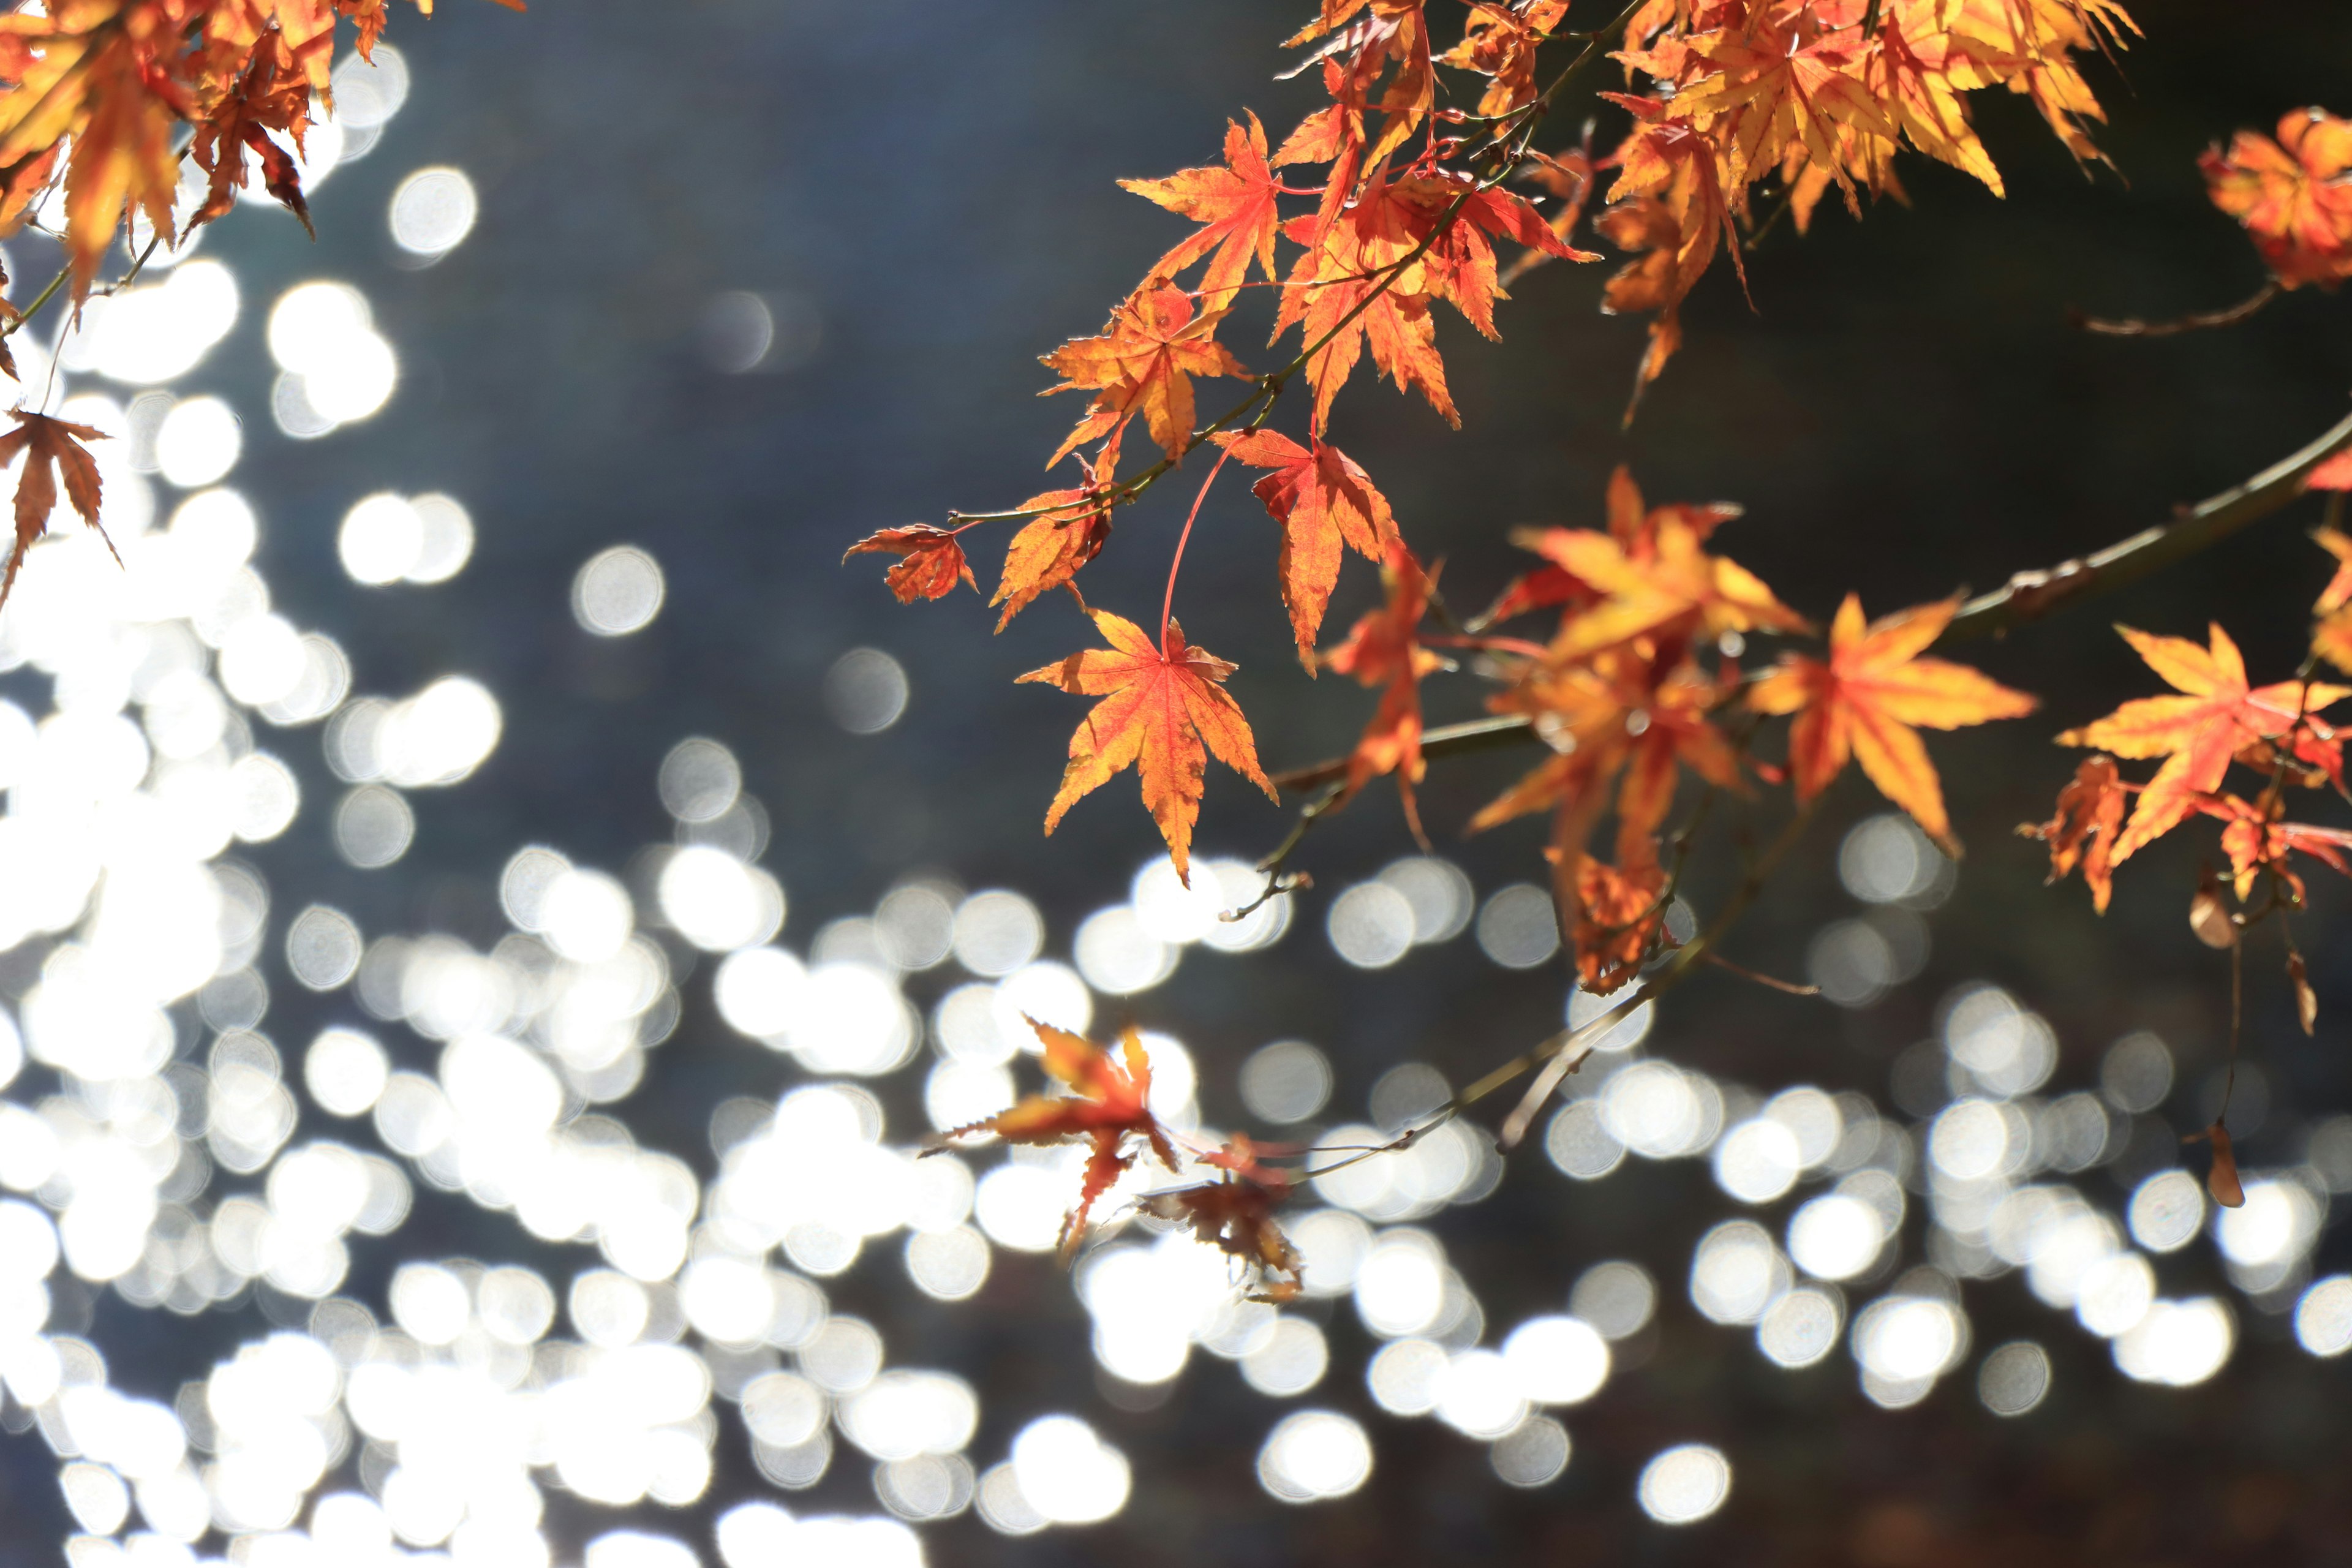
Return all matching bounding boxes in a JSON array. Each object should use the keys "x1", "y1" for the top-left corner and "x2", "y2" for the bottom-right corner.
[{"x1": 1161, "y1": 445, "x2": 1233, "y2": 647}]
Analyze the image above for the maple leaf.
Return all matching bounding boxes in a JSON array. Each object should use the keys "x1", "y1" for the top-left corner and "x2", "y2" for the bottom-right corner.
[
  {"x1": 1668, "y1": 7, "x2": 1897, "y2": 205},
  {"x1": 842, "y1": 525, "x2": 976, "y2": 603},
  {"x1": 2019, "y1": 753, "x2": 2130, "y2": 911},
  {"x1": 934, "y1": 1017, "x2": 1178, "y2": 1257},
  {"x1": 1521, "y1": 466, "x2": 1799, "y2": 664},
  {"x1": 1019, "y1": 606, "x2": 1276, "y2": 884},
  {"x1": 989, "y1": 440, "x2": 1120, "y2": 631},
  {"x1": 2200, "y1": 108, "x2": 2352, "y2": 288},
  {"x1": 1860, "y1": 12, "x2": 2002, "y2": 199},
  {"x1": 1283, "y1": 0, "x2": 1433, "y2": 167},
  {"x1": 2193, "y1": 793, "x2": 2352, "y2": 905},
  {"x1": 1275, "y1": 192, "x2": 1456, "y2": 429},
  {"x1": 0, "y1": 409, "x2": 109, "y2": 608},
  {"x1": 1917, "y1": 0, "x2": 2135, "y2": 166},
  {"x1": 1041, "y1": 286, "x2": 1247, "y2": 461},
  {"x1": 1389, "y1": 168, "x2": 1597, "y2": 341},
  {"x1": 2055, "y1": 624, "x2": 2348, "y2": 863},
  {"x1": 2310, "y1": 524, "x2": 2352, "y2": 677},
  {"x1": 1572, "y1": 856, "x2": 1670, "y2": 995},
  {"x1": 1472, "y1": 646, "x2": 1737, "y2": 965},
  {"x1": 1120, "y1": 113, "x2": 1284, "y2": 306},
  {"x1": 36, "y1": 23, "x2": 184, "y2": 296},
  {"x1": 1319, "y1": 540, "x2": 1444, "y2": 842},
  {"x1": 189, "y1": 35, "x2": 317, "y2": 236},
  {"x1": 1140, "y1": 1135, "x2": 1302, "y2": 1303},
  {"x1": 1439, "y1": 1, "x2": 1570, "y2": 118},
  {"x1": 1593, "y1": 107, "x2": 1740, "y2": 414},
  {"x1": 1211, "y1": 428, "x2": 1396, "y2": 658},
  {"x1": 1748, "y1": 594, "x2": 2037, "y2": 855}
]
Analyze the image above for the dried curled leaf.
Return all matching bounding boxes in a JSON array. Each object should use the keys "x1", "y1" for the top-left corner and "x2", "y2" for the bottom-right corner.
[
  {"x1": 2201, "y1": 1120, "x2": 2245, "y2": 1209},
  {"x1": 1140, "y1": 1136, "x2": 1302, "y2": 1303},
  {"x1": 2290, "y1": 951, "x2": 2318, "y2": 1036},
  {"x1": 843, "y1": 525, "x2": 976, "y2": 603},
  {"x1": 2188, "y1": 864, "x2": 2237, "y2": 950},
  {"x1": 930, "y1": 1017, "x2": 1179, "y2": 1257},
  {"x1": 0, "y1": 409, "x2": 108, "y2": 608},
  {"x1": 2019, "y1": 753, "x2": 2129, "y2": 911}
]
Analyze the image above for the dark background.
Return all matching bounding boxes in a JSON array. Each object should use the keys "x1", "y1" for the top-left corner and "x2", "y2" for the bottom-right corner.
[{"x1": 10, "y1": 1, "x2": 2352, "y2": 1563}]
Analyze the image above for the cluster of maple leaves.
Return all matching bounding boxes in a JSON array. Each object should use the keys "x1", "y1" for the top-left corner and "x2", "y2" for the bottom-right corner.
[
  {"x1": 4, "y1": 0, "x2": 2339, "y2": 1281},
  {"x1": 0, "y1": 0, "x2": 515, "y2": 602},
  {"x1": 847, "y1": 1, "x2": 2352, "y2": 1261}
]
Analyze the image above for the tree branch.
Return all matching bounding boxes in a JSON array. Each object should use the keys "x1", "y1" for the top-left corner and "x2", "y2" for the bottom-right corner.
[
  {"x1": 2070, "y1": 280, "x2": 2279, "y2": 339},
  {"x1": 1272, "y1": 404, "x2": 2352, "y2": 789}
]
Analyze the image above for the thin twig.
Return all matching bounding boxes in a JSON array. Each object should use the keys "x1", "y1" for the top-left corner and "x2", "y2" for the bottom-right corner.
[
  {"x1": 2071, "y1": 280, "x2": 2279, "y2": 339},
  {"x1": 1704, "y1": 949, "x2": 1821, "y2": 995},
  {"x1": 1224, "y1": 781, "x2": 1344, "y2": 922}
]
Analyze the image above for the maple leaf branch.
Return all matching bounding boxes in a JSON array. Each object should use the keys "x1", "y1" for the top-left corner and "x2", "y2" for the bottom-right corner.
[
  {"x1": 946, "y1": 0, "x2": 1642, "y2": 538},
  {"x1": 1272, "y1": 404, "x2": 2352, "y2": 789}
]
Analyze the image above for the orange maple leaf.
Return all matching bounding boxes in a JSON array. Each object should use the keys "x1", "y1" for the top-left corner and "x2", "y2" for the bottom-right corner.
[
  {"x1": 0, "y1": 409, "x2": 109, "y2": 608},
  {"x1": 842, "y1": 525, "x2": 976, "y2": 603},
  {"x1": 1019, "y1": 606, "x2": 1276, "y2": 884},
  {"x1": 1572, "y1": 856, "x2": 1670, "y2": 995},
  {"x1": 1593, "y1": 104, "x2": 1741, "y2": 413},
  {"x1": 1668, "y1": 8, "x2": 1897, "y2": 205},
  {"x1": 1439, "y1": 1, "x2": 1570, "y2": 118},
  {"x1": 1276, "y1": 193, "x2": 1456, "y2": 429},
  {"x1": 2194, "y1": 792, "x2": 2352, "y2": 904},
  {"x1": 2055, "y1": 623, "x2": 2348, "y2": 863},
  {"x1": 189, "y1": 32, "x2": 317, "y2": 236},
  {"x1": 1521, "y1": 466, "x2": 1801, "y2": 664},
  {"x1": 1319, "y1": 540, "x2": 1444, "y2": 843},
  {"x1": 1387, "y1": 169, "x2": 1597, "y2": 341},
  {"x1": 2019, "y1": 753, "x2": 2130, "y2": 911},
  {"x1": 1471, "y1": 647, "x2": 1737, "y2": 965},
  {"x1": 2200, "y1": 108, "x2": 2352, "y2": 288},
  {"x1": 1484, "y1": 464, "x2": 1742, "y2": 633},
  {"x1": 2310, "y1": 524, "x2": 2352, "y2": 676},
  {"x1": 1284, "y1": 0, "x2": 1433, "y2": 167},
  {"x1": 990, "y1": 440, "x2": 1120, "y2": 631},
  {"x1": 1041, "y1": 285, "x2": 1246, "y2": 461},
  {"x1": 935, "y1": 1017, "x2": 1178, "y2": 1257},
  {"x1": 1211, "y1": 428, "x2": 1396, "y2": 658},
  {"x1": 1120, "y1": 113, "x2": 1284, "y2": 306},
  {"x1": 1748, "y1": 594, "x2": 2037, "y2": 855}
]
